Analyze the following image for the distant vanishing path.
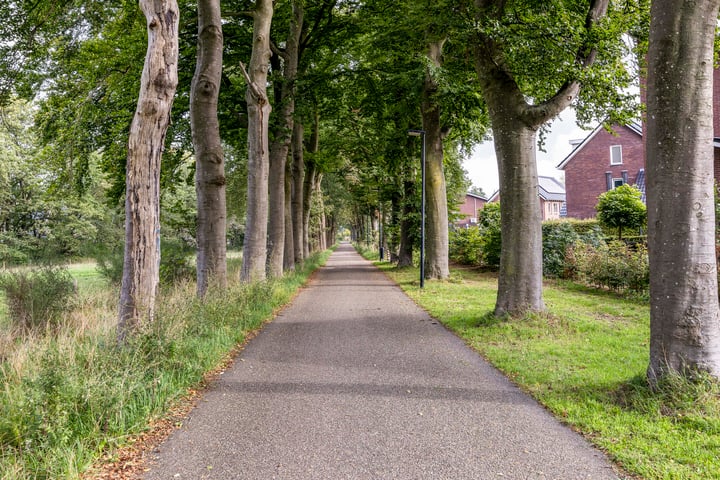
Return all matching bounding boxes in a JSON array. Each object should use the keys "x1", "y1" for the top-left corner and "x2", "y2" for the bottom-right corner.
[{"x1": 144, "y1": 243, "x2": 620, "y2": 479}]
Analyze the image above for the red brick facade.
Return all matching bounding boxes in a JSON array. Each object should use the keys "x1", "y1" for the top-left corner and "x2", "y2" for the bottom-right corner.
[
  {"x1": 559, "y1": 124, "x2": 645, "y2": 219},
  {"x1": 561, "y1": 68, "x2": 720, "y2": 219},
  {"x1": 455, "y1": 193, "x2": 487, "y2": 227}
]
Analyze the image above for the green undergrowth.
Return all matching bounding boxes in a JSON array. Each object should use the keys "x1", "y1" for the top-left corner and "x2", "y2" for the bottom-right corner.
[
  {"x1": 378, "y1": 261, "x2": 720, "y2": 480},
  {"x1": 0, "y1": 251, "x2": 330, "y2": 479}
]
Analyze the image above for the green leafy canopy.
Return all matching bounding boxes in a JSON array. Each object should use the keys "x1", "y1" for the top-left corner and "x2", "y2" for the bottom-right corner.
[{"x1": 596, "y1": 184, "x2": 646, "y2": 237}]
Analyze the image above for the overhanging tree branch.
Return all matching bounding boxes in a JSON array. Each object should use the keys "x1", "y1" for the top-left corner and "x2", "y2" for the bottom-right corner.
[
  {"x1": 238, "y1": 61, "x2": 267, "y2": 103},
  {"x1": 524, "y1": 0, "x2": 610, "y2": 126}
]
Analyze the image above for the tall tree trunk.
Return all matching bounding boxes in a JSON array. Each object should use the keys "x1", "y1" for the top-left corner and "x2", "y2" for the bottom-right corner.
[
  {"x1": 491, "y1": 113, "x2": 545, "y2": 316},
  {"x1": 118, "y1": 0, "x2": 179, "y2": 342},
  {"x1": 646, "y1": 0, "x2": 720, "y2": 382},
  {"x1": 326, "y1": 214, "x2": 335, "y2": 249},
  {"x1": 397, "y1": 177, "x2": 415, "y2": 267},
  {"x1": 318, "y1": 179, "x2": 327, "y2": 250},
  {"x1": 192, "y1": 0, "x2": 226, "y2": 298},
  {"x1": 283, "y1": 153, "x2": 295, "y2": 271},
  {"x1": 388, "y1": 189, "x2": 400, "y2": 262},
  {"x1": 266, "y1": 0, "x2": 303, "y2": 277},
  {"x1": 313, "y1": 173, "x2": 325, "y2": 251},
  {"x1": 240, "y1": 0, "x2": 273, "y2": 282},
  {"x1": 421, "y1": 38, "x2": 449, "y2": 280},
  {"x1": 302, "y1": 160, "x2": 316, "y2": 258},
  {"x1": 302, "y1": 111, "x2": 320, "y2": 258},
  {"x1": 472, "y1": 0, "x2": 607, "y2": 316},
  {"x1": 291, "y1": 121, "x2": 305, "y2": 263}
]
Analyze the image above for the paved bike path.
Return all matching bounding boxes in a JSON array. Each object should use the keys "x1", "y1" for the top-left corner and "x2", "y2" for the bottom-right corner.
[{"x1": 144, "y1": 243, "x2": 620, "y2": 479}]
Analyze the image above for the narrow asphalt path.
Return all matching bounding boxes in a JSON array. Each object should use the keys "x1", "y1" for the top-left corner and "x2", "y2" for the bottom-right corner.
[{"x1": 144, "y1": 243, "x2": 620, "y2": 479}]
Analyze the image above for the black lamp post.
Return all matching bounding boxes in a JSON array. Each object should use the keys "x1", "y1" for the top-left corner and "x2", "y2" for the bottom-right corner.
[{"x1": 408, "y1": 128, "x2": 426, "y2": 288}]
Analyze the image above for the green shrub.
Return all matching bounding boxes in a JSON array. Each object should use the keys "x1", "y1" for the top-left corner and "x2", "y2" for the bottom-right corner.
[
  {"x1": 567, "y1": 241, "x2": 649, "y2": 294},
  {"x1": 160, "y1": 238, "x2": 195, "y2": 285},
  {"x1": 0, "y1": 266, "x2": 77, "y2": 331},
  {"x1": 0, "y1": 234, "x2": 36, "y2": 266},
  {"x1": 542, "y1": 220, "x2": 606, "y2": 278},
  {"x1": 479, "y1": 225, "x2": 501, "y2": 268},
  {"x1": 477, "y1": 203, "x2": 501, "y2": 269},
  {"x1": 542, "y1": 221, "x2": 579, "y2": 278},
  {"x1": 0, "y1": 243, "x2": 29, "y2": 266},
  {"x1": 448, "y1": 204, "x2": 502, "y2": 269},
  {"x1": 564, "y1": 218, "x2": 603, "y2": 236},
  {"x1": 596, "y1": 184, "x2": 647, "y2": 239},
  {"x1": 449, "y1": 227, "x2": 483, "y2": 265},
  {"x1": 574, "y1": 222, "x2": 605, "y2": 247},
  {"x1": 615, "y1": 235, "x2": 648, "y2": 248}
]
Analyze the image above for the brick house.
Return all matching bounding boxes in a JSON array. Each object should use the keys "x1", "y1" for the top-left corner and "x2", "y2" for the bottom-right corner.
[
  {"x1": 487, "y1": 175, "x2": 567, "y2": 221},
  {"x1": 455, "y1": 192, "x2": 487, "y2": 227},
  {"x1": 559, "y1": 68, "x2": 720, "y2": 219},
  {"x1": 538, "y1": 176, "x2": 567, "y2": 220},
  {"x1": 557, "y1": 122, "x2": 645, "y2": 219}
]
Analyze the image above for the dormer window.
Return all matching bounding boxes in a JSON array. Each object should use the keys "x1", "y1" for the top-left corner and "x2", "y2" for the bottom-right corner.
[{"x1": 610, "y1": 145, "x2": 623, "y2": 165}]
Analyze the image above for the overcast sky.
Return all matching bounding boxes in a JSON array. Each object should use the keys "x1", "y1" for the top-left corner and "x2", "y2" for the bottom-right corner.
[{"x1": 462, "y1": 110, "x2": 594, "y2": 197}]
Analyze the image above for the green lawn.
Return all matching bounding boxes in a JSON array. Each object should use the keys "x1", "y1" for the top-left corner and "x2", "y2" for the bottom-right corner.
[{"x1": 377, "y1": 262, "x2": 720, "y2": 480}]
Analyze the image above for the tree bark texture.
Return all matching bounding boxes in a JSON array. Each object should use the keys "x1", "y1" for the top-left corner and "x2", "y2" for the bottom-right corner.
[
  {"x1": 241, "y1": 0, "x2": 273, "y2": 282},
  {"x1": 192, "y1": 0, "x2": 226, "y2": 298},
  {"x1": 291, "y1": 121, "x2": 305, "y2": 264},
  {"x1": 302, "y1": 160, "x2": 316, "y2": 259},
  {"x1": 646, "y1": 0, "x2": 720, "y2": 382},
  {"x1": 472, "y1": 0, "x2": 607, "y2": 316},
  {"x1": 302, "y1": 111, "x2": 320, "y2": 258},
  {"x1": 325, "y1": 214, "x2": 335, "y2": 249},
  {"x1": 267, "y1": 0, "x2": 303, "y2": 277},
  {"x1": 318, "y1": 183, "x2": 327, "y2": 250},
  {"x1": 491, "y1": 114, "x2": 545, "y2": 317},
  {"x1": 421, "y1": 38, "x2": 450, "y2": 280},
  {"x1": 118, "y1": 0, "x2": 179, "y2": 341},
  {"x1": 283, "y1": 153, "x2": 295, "y2": 271},
  {"x1": 388, "y1": 190, "x2": 400, "y2": 263},
  {"x1": 309, "y1": 173, "x2": 324, "y2": 252},
  {"x1": 397, "y1": 177, "x2": 415, "y2": 267}
]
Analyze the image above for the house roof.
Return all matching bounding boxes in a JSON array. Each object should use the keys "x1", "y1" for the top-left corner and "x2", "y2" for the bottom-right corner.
[
  {"x1": 538, "y1": 175, "x2": 566, "y2": 202},
  {"x1": 556, "y1": 121, "x2": 643, "y2": 170},
  {"x1": 486, "y1": 176, "x2": 565, "y2": 202},
  {"x1": 466, "y1": 192, "x2": 488, "y2": 201}
]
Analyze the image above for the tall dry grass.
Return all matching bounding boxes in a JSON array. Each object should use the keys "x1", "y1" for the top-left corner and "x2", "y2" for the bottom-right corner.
[{"x1": 0, "y1": 250, "x2": 330, "y2": 479}]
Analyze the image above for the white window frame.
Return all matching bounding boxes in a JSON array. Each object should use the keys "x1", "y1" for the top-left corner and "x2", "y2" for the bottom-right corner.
[
  {"x1": 612, "y1": 178, "x2": 625, "y2": 189},
  {"x1": 610, "y1": 145, "x2": 623, "y2": 165}
]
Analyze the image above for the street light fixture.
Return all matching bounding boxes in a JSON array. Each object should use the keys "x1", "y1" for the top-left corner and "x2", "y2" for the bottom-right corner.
[{"x1": 408, "y1": 128, "x2": 426, "y2": 288}]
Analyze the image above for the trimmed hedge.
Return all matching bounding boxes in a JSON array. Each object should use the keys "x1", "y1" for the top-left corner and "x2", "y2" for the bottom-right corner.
[
  {"x1": 542, "y1": 220, "x2": 605, "y2": 278},
  {"x1": 449, "y1": 217, "x2": 649, "y2": 294},
  {"x1": 566, "y1": 240, "x2": 649, "y2": 294}
]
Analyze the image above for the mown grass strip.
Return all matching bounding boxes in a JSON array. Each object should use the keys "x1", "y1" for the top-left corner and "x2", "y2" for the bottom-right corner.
[
  {"x1": 375, "y1": 260, "x2": 720, "y2": 480},
  {"x1": 0, "y1": 251, "x2": 331, "y2": 479}
]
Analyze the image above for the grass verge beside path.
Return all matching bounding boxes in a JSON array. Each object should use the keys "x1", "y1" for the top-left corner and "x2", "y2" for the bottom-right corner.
[
  {"x1": 0, "y1": 250, "x2": 331, "y2": 479},
  {"x1": 372, "y1": 259, "x2": 720, "y2": 480}
]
